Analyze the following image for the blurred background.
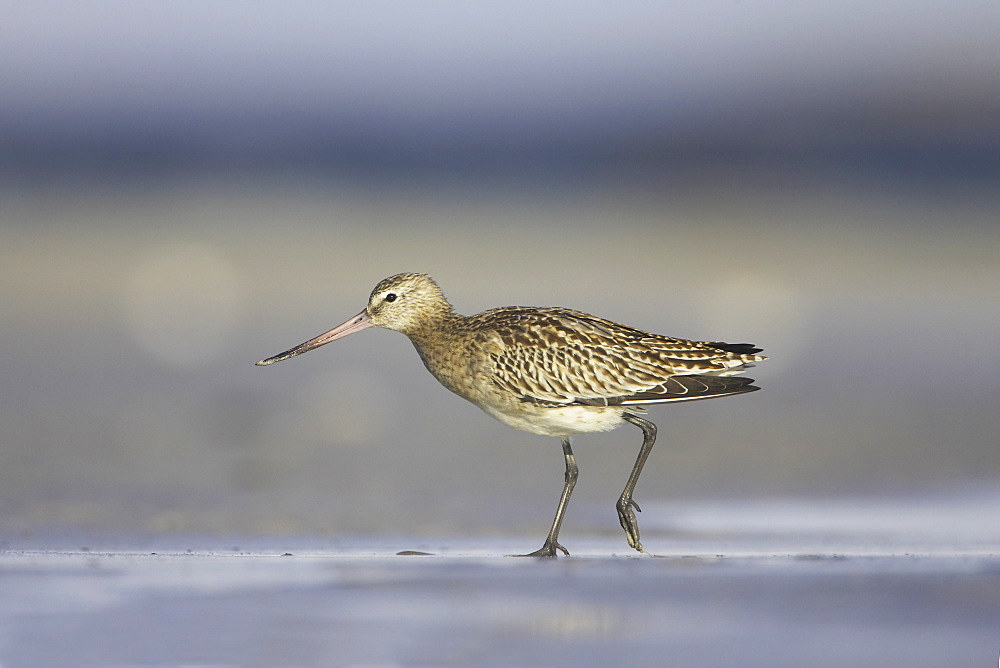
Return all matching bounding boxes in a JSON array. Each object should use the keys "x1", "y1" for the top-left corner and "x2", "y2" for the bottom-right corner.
[{"x1": 2, "y1": 1, "x2": 998, "y2": 542}]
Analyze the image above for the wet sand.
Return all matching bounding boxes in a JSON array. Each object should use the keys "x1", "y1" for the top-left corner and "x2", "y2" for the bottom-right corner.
[{"x1": 2, "y1": 533, "x2": 998, "y2": 667}]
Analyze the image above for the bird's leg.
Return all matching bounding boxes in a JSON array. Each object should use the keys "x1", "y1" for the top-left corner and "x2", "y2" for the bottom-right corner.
[
  {"x1": 515, "y1": 436, "x2": 577, "y2": 557},
  {"x1": 618, "y1": 413, "x2": 658, "y2": 553}
]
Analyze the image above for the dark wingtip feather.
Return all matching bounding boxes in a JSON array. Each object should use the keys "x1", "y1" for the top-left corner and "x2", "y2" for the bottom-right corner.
[
  {"x1": 619, "y1": 374, "x2": 761, "y2": 405},
  {"x1": 709, "y1": 342, "x2": 763, "y2": 355}
]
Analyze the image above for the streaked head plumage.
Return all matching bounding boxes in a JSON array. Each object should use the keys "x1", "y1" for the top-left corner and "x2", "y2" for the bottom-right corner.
[{"x1": 366, "y1": 273, "x2": 453, "y2": 333}]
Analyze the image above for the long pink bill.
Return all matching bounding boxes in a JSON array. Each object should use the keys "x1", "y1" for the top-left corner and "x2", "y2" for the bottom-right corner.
[{"x1": 255, "y1": 309, "x2": 373, "y2": 366}]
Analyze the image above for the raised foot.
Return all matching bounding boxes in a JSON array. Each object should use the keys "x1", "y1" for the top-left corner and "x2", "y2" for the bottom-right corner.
[
  {"x1": 616, "y1": 496, "x2": 647, "y2": 554},
  {"x1": 509, "y1": 540, "x2": 570, "y2": 557}
]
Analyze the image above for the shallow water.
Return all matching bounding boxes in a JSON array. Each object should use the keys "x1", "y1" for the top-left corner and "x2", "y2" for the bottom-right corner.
[{"x1": 3, "y1": 498, "x2": 999, "y2": 667}]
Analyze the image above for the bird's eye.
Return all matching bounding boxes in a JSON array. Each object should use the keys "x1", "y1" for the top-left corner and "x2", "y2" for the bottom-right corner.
[{"x1": 384, "y1": 293, "x2": 397, "y2": 302}]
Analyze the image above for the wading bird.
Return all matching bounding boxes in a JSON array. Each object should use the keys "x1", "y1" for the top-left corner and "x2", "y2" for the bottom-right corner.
[{"x1": 257, "y1": 273, "x2": 764, "y2": 556}]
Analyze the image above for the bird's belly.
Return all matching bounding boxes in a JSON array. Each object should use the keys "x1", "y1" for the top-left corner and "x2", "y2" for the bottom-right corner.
[{"x1": 479, "y1": 402, "x2": 627, "y2": 437}]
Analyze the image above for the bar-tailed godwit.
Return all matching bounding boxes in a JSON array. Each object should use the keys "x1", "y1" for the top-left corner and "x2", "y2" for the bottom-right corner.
[{"x1": 257, "y1": 273, "x2": 765, "y2": 556}]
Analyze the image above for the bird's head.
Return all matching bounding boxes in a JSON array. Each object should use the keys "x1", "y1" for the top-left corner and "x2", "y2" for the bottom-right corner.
[{"x1": 255, "y1": 272, "x2": 452, "y2": 366}]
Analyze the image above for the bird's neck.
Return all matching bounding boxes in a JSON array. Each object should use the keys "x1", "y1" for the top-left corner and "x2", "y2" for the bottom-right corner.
[
  {"x1": 403, "y1": 311, "x2": 474, "y2": 398},
  {"x1": 404, "y1": 310, "x2": 464, "y2": 348}
]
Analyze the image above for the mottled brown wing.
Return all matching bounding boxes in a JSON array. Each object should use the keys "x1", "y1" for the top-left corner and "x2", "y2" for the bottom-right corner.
[{"x1": 476, "y1": 307, "x2": 763, "y2": 406}]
